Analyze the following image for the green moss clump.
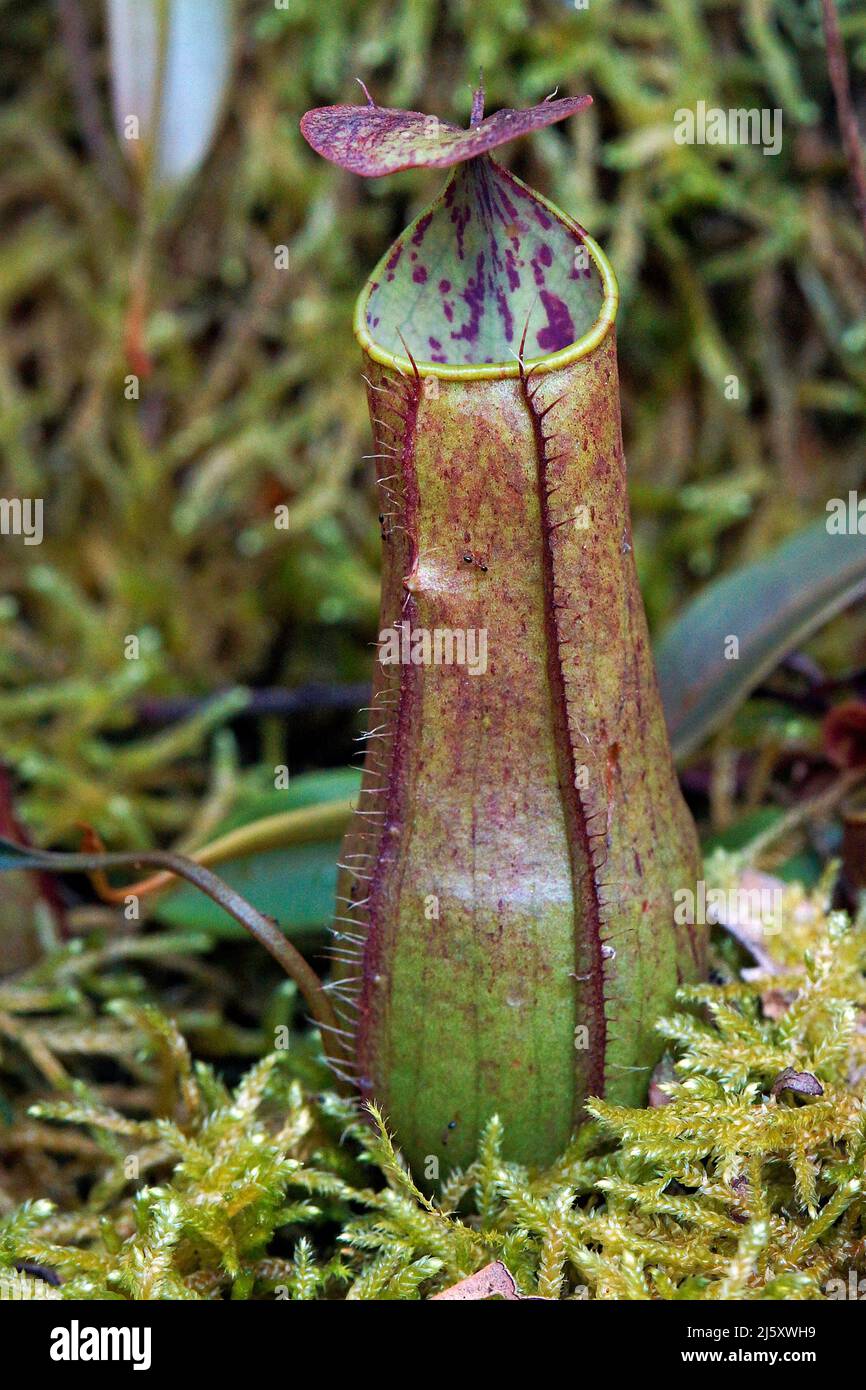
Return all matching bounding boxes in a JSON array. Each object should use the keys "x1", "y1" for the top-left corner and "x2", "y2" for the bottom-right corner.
[{"x1": 1, "y1": 870, "x2": 865, "y2": 1300}]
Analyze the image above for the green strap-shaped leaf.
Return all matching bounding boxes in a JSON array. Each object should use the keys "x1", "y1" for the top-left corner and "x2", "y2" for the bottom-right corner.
[
  {"x1": 656, "y1": 516, "x2": 866, "y2": 761},
  {"x1": 159, "y1": 768, "x2": 360, "y2": 935}
]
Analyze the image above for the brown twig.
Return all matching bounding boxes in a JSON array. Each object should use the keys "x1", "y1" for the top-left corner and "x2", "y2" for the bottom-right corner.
[
  {"x1": 55, "y1": 0, "x2": 131, "y2": 209},
  {"x1": 136, "y1": 682, "x2": 370, "y2": 726},
  {"x1": 821, "y1": 0, "x2": 866, "y2": 243},
  {"x1": 746, "y1": 766, "x2": 866, "y2": 863},
  {"x1": 0, "y1": 838, "x2": 347, "y2": 1080}
]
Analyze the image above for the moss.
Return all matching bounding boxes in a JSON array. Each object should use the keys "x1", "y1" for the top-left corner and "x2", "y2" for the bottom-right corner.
[{"x1": 1, "y1": 870, "x2": 865, "y2": 1300}]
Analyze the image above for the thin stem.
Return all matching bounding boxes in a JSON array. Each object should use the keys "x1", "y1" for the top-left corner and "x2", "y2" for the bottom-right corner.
[
  {"x1": 746, "y1": 767, "x2": 866, "y2": 863},
  {"x1": 55, "y1": 0, "x2": 131, "y2": 208},
  {"x1": 0, "y1": 840, "x2": 346, "y2": 1079},
  {"x1": 821, "y1": 0, "x2": 866, "y2": 243},
  {"x1": 123, "y1": 0, "x2": 171, "y2": 378},
  {"x1": 136, "y1": 682, "x2": 370, "y2": 727}
]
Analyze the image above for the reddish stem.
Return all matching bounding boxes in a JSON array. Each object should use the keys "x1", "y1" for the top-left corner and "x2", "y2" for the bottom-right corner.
[{"x1": 821, "y1": 0, "x2": 866, "y2": 243}]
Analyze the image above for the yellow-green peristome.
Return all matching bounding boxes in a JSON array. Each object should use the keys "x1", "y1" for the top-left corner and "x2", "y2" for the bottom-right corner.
[
  {"x1": 302, "y1": 91, "x2": 705, "y2": 1177},
  {"x1": 355, "y1": 159, "x2": 618, "y2": 381}
]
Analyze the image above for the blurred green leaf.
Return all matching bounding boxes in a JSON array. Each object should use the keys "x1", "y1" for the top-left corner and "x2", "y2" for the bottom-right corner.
[
  {"x1": 702, "y1": 806, "x2": 781, "y2": 853},
  {"x1": 656, "y1": 518, "x2": 866, "y2": 761},
  {"x1": 157, "y1": 839, "x2": 345, "y2": 938}
]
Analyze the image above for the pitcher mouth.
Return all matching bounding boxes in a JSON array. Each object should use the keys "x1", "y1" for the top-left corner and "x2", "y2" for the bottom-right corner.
[{"x1": 354, "y1": 158, "x2": 618, "y2": 382}]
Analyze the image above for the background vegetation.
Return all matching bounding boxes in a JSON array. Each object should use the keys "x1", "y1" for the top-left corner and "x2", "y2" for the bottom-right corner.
[{"x1": 1, "y1": 0, "x2": 865, "y2": 1299}]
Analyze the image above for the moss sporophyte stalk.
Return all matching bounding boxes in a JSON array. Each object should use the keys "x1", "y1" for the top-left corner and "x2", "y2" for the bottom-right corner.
[{"x1": 301, "y1": 88, "x2": 706, "y2": 1176}]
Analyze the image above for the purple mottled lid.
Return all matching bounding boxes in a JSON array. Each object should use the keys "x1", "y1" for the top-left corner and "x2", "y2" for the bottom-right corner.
[
  {"x1": 300, "y1": 86, "x2": 592, "y2": 177},
  {"x1": 303, "y1": 85, "x2": 611, "y2": 371}
]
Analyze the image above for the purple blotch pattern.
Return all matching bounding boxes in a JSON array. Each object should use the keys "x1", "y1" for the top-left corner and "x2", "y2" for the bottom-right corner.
[{"x1": 363, "y1": 157, "x2": 604, "y2": 366}]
